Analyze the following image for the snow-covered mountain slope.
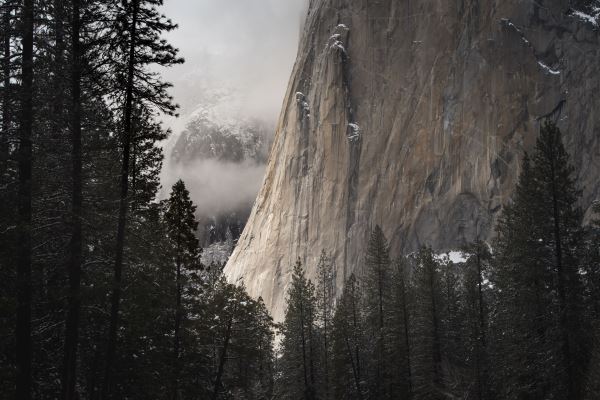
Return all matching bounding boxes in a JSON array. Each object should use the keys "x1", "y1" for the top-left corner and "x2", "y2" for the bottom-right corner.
[
  {"x1": 163, "y1": 86, "x2": 275, "y2": 249},
  {"x1": 170, "y1": 87, "x2": 273, "y2": 165}
]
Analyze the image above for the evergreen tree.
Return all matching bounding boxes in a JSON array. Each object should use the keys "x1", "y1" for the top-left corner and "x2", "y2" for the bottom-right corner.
[
  {"x1": 491, "y1": 122, "x2": 587, "y2": 399},
  {"x1": 411, "y1": 247, "x2": 444, "y2": 399},
  {"x1": 362, "y1": 225, "x2": 393, "y2": 399},
  {"x1": 530, "y1": 121, "x2": 586, "y2": 398},
  {"x1": 278, "y1": 260, "x2": 318, "y2": 400},
  {"x1": 163, "y1": 179, "x2": 201, "y2": 400},
  {"x1": 315, "y1": 250, "x2": 335, "y2": 400},
  {"x1": 331, "y1": 274, "x2": 365, "y2": 400},
  {"x1": 461, "y1": 240, "x2": 491, "y2": 400},
  {"x1": 101, "y1": 0, "x2": 182, "y2": 396},
  {"x1": 389, "y1": 258, "x2": 413, "y2": 398}
]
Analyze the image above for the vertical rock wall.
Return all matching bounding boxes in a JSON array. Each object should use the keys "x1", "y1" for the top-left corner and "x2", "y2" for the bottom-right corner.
[{"x1": 225, "y1": 0, "x2": 600, "y2": 321}]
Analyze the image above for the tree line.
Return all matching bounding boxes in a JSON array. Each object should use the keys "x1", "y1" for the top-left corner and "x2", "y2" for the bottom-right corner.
[
  {"x1": 0, "y1": 1, "x2": 274, "y2": 399},
  {"x1": 276, "y1": 122, "x2": 600, "y2": 400},
  {"x1": 2, "y1": 0, "x2": 600, "y2": 399}
]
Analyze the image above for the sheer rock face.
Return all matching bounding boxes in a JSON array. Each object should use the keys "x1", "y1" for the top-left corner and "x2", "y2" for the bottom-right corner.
[{"x1": 224, "y1": 0, "x2": 600, "y2": 321}]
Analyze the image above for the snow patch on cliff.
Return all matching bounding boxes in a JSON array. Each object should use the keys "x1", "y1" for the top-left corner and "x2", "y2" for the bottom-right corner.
[
  {"x1": 501, "y1": 18, "x2": 562, "y2": 76},
  {"x1": 435, "y1": 251, "x2": 469, "y2": 264},
  {"x1": 538, "y1": 61, "x2": 561, "y2": 75},
  {"x1": 327, "y1": 24, "x2": 349, "y2": 55},
  {"x1": 570, "y1": 2, "x2": 600, "y2": 27},
  {"x1": 295, "y1": 92, "x2": 310, "y2": 118},
  {"x1": 347, "y1": 123, "x2": 361, "y2": 141}
]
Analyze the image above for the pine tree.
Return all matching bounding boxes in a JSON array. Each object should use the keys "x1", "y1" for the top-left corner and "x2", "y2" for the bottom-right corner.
[
  {"x1": 411, "y1": 247, "x2": 444, "y2": 399},
  {"x1": 315, "y1": 250, "x2": 335, "y2": 400},
  {"x1": 461, "y1": 240, "x2": 491, "y2": 400},
  {"x1": 492, "y1": 152, "x2": 557, "y2": 399},
  {"x1": 362, "y1": 225, "x2": 393, "y2": 399},
  {"x1": 530, "y1": 121, "x2": 586, "y2": 398},
  {"x1": 491, "y1": 122, "x2": 587, "y2": 399},
  {"x1": 331, "y1": 274, "x2": 365, "y2": 400},
  {"x1": 163, "y1": 179, "x2": 201, "y2": 400},
  {"x1": 278, "y1": 260, "x2": 318, "y2": 400},
  {"x1": 101, "y1": 0, "x2": 182, "y2": 396},
  {"x1": 389, "y1": 258, "x2": 413, "y2": 398}
]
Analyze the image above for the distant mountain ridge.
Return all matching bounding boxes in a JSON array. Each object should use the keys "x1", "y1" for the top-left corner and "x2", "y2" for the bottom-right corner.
[
  {"x1": 166, "y1": 87, "x2": 274, "y2": 250},
  {"x1": 171, "y1": 87, "x2": 272, "y2": 165}
]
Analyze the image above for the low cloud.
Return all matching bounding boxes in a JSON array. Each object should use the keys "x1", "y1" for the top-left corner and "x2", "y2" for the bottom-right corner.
[
  {"x1": 163, "y1": 159, "x2": 267, "y2": 217},
  {"x1": 158, "y1": 0, "x2": 306, "y2": 217}
]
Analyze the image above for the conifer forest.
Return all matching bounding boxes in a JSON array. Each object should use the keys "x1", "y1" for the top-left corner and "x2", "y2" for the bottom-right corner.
[{"x1": 1, "y1": 1, "x2": 600, "y2": 400}]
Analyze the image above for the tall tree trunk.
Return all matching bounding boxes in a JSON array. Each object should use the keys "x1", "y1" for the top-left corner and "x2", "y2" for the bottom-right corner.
[
  {"x1": 320, "y1": 270, "x2": 330, "y2": 400},
  {"x1": 16, "y1": 0, "x2": 34, "y2": 398},
  {"x1": 62, "y1": 0, "x2": 83, "y2": 398},
  {"x1": 1, "y1": 3, "x2": 11, "y2": 176},
  {"x1": 172, "y1": 235, "x2": 182, "y2": 400},
  {"x1": 429, "y1": 264, "x2": 442, "y2": 389},
  {"x1": 350, "y1": 286, "x2": 361, "y2": 386},
  {"x1": 299, "y1": 297, "x2": 312, "y2": 400},
  {"x1": 475, "y1": 243, "x2": 487, "y2": 400},
  {"x1": 212, "y1": 305, "x2": 235, "y2": 400},
  {"x1": 399, "y1": 265, "x2": 413, "y2": 395},
  {"x1": 102, "y1": 1, "x2": 139, "y2": 398}
]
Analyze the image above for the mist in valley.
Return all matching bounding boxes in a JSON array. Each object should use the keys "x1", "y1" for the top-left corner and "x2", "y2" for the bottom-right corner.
[{"x1": 159, "y1": 0, "x2": 307, "y2": 237}]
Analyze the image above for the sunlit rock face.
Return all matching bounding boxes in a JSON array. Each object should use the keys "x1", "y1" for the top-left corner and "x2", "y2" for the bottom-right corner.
[{"x1": 225, "y1": 0, "x2": 600, "y2": 321}]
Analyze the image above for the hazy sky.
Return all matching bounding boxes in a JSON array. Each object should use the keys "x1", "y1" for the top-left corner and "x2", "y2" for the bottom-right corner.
[
  {"x1": 158, "y1": 0, "x2": 307, "y2": 213},
  {"x1": 161, "y1": 0, "x2": 307, "y2": 123}
]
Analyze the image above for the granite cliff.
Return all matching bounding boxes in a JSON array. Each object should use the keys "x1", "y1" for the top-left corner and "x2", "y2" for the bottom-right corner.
[{"x1": 225, "y1": 0, "x2": 600, "y2": 321}]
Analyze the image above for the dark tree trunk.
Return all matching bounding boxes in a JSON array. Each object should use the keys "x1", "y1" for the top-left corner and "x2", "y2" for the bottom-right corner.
[
  {"x1": 102, "y1": 1, "x2": 139, "y2": 398},
  {"x1": 172, "y1": 236, "x2": 182, "y2": 400},
  {"x1": 1, "y1": 3, "x2": 11, "y2": 175},
  {"x1": 321, "y1": 274, "x2": 330, "y2": 400},
  {"x1": 399, "y1": 266, "x2": 412, "y2": 395},
  {"x1": 52, "y1": 0, "x2": 65, "y2": 131},
  {"x1": 343, "y1": 326, "x2": 364, "y2": 400},
  {"x1": 212, "y1": 307, "x2": 235, "y2": 400},
  {"x1": 62, "y1": 0, "x2": 83, "y2": 398},
  {"x1": 16, "y1": 0, "x2": 34, "y2": 398},
  {"x1": 475, "y1": 243, "x2": 487, "y2": 400},
  {"x1": 429, "y1": 264, "x2": 442, "y2": 388},
  {"x1": 299, "y1": 298, "x2": 309, "y2": 399}
]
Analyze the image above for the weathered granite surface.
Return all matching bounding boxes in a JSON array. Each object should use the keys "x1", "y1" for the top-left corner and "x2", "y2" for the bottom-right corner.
[{"x1": 225, "y1": 0, "x2": 600, "y2": 321}]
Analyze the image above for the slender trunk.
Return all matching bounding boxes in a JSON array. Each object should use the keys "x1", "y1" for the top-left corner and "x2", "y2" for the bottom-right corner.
[
  {"x1": 322, "y1": 272, "x2": 330, "y2": 400},
  {"x1": 476, "y1": 246, "x2": 485, "y2": 346},
  {"x1": 429, "y1": 262, "x2": 442, "y2": 387},
  {"x1": 62, "y1": 0, "x2": 83, "y2": 398},
  {"x1": 307, "y1": 302, "x2": 316, "y2": 397},
  {"x1": 172, "y1": 237, "x2": 182, "y2": 400},
  {"x1": 16, "y1": 0, "x2": 34, "y2": 398},
  {"x1": 399, "y1": 265, "x2": 413, "y2": 395},
  {"x1": 549, "y1": 145, "x2": 574, "y2": 399},
  {"x1": 212, "y1": 306, "x2": 235, "y2": 400},
  {"x1": 102, "y1": 1, "x2": 138, "y2": 398},
  {"x1": 1, "y1": 4, "x2": 11, "y2": 176},
  {"x1": 475, "y1": 244, "x2": 486, "y2": 400},
  {"x1": 52, "y1": 0, "x2": 65, "y2": 131},
  {"x1": 343, "y1": 326, "x2": 364, "y2": 400},
  {"x1": 299, "y1": 297, "x2": 310, "y2": 400},
  {"x1": 377, "y1": 264, "x2": 385, "y2": 397},
  {"x1": 350, "y1": 282, "x2": 361, "y2": 388}
]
